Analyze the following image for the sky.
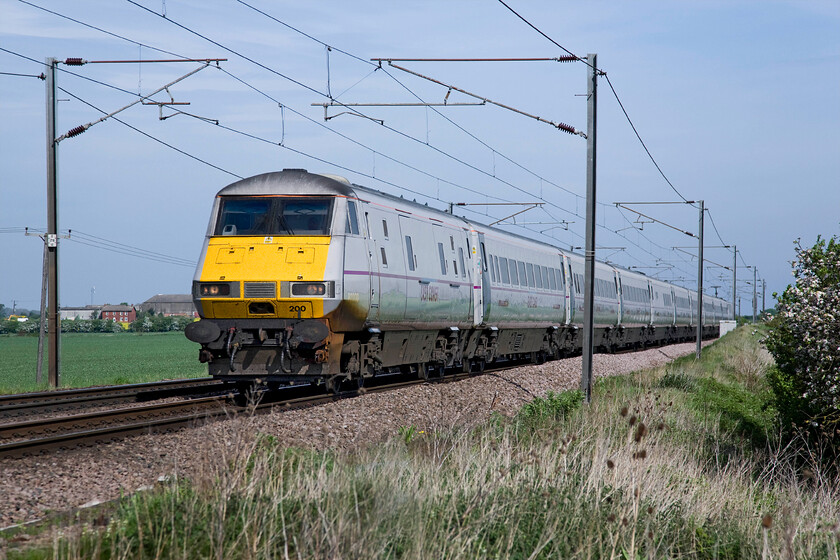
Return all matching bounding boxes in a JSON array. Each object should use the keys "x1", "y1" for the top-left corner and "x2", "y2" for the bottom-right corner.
[{"x1": 1, "y1": 0, "x2": 838, "y2": 314}]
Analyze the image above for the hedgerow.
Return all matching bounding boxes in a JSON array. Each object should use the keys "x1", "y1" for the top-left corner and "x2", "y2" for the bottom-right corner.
[{"x1": 765, "y1": 233, "x2": 840, "y2": 460}]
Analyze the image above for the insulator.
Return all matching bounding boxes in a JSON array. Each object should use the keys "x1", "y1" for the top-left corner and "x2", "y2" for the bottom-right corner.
[
  {"x1": 64, "y1": 58, "x2": 85, "y2": 66},
  {"x1": 557, "y1": 122, "x2": 577, "y2": 135},
  {"x1": 556, "y1": 56, "x2": 579, "y2": 63},
  {"x1": 66, "y1": 125, "x2": 87, "y2": 138}
]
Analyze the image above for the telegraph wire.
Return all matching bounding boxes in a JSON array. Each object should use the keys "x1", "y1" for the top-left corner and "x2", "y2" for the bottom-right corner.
[
  {"x1": 4, "y1": 226, "x2": 196, "y2": 268},
  {"x1": 67, "y1": 230, "x2": 196, "y2": 266},
  {"x1": 65, "y1": 236, "x2": 197, "y2": 268}
]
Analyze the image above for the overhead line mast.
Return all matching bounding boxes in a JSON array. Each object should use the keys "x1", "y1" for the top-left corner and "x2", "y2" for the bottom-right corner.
[{"x1": 41, "y1": 56, "x2": 224, "y2": 388}]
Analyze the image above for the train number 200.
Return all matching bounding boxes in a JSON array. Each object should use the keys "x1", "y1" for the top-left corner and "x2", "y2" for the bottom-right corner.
[{"x1": 288, "y1": 305, "x2": 307, "y2": 314}]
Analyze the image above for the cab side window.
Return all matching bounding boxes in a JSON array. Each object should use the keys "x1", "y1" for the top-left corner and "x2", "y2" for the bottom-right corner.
[{"x1": 345, "y1": 201, "x2": 360, "y2": 235}]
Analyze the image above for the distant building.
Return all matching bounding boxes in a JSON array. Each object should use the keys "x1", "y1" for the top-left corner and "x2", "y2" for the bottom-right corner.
[
  {"x1": 60, "y1": 306, "x2": 102, "y2": 320},
  {"x1": 140, "y1": 294, "x2": 197, "y2": 317},
  {"x1": 100, "y1": 304, "x2": 136, "y2": 323}
]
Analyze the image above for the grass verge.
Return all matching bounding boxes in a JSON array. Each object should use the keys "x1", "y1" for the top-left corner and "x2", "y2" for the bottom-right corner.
[{"x1": 5, "y1": 327, "x2": 839, "y2": 559}]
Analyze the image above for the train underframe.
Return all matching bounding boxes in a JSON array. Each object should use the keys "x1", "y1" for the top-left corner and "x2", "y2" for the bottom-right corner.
[{"x1": 188, "y1": 318, "x2": 719, "y2": 392}]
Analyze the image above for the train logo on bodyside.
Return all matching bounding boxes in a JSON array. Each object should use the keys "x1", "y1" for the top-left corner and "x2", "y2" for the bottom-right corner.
[{"x1": 420, "y1": 284, "x2": 439, "y2": 302}]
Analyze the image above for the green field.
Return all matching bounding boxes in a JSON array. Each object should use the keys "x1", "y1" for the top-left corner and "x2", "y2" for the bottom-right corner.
[{"x1": 0, "y1": 332, "x2": 207, "y2": 394}]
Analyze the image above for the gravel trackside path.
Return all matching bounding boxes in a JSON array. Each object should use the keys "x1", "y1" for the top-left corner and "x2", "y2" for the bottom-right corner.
[{"x1": 0, "y1": 341, "x2": 708, "y2": 528}]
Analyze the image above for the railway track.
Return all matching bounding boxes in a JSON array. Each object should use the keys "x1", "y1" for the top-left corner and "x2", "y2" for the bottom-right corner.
[
  {"x1": 0, "y1": 369, "x2": 484, "y2": 459},
  {"x1": 0, "y1": 377, "x2": 225, "y2": 420},
  {"x1": 0, "y1": 346, "x2": 688, "y2": 458}
]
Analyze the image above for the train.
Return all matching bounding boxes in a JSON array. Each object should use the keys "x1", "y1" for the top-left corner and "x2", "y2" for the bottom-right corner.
[{"x1": 185, "y1": 169, "x2": 731, "y2": 392}]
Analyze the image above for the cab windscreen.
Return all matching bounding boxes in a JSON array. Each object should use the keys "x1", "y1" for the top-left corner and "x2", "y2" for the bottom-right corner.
[{"x1": 215, "y1": 197, "x2": 333, "y2": 236}]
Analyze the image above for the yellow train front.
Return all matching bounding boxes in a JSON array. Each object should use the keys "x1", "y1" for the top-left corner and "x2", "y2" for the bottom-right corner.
[{"x1": 185, "y1": 170, "x2": 362, "y2": 388}]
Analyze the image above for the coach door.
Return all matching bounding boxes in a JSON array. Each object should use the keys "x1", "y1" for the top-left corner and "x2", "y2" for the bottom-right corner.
[
  {"x1": 562, "y1": 254, "x2": 573, "y2": 324},
  {"x1": 399, "y1": 215, "x2": 420, "y2": 320},
  {"x1": 470, "y1": 231, "x2": 490, "y2": 326},
  {"x1": 363, "y1": 209, "x2": 380, "y2": 323}
]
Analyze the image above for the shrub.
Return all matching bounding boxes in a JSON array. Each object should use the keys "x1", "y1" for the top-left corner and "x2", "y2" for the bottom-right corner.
[{"x1": 765, "y1": 233, "x2": 840, "y2": 458}]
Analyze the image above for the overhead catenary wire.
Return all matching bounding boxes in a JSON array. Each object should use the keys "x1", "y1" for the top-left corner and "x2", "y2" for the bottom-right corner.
[
  {"x1": 3, "y1": 4, "x2": 602, "y2": 245},
  {"x1": 0, "y1": 70, "x2": 45, "y2": 79},
  {"x1": 56, "y1": 86, "x2": 242, "y2": 179},
  {"x1": 54, "y1": 5, "x2": 589, "y2": 229},
  {"x1": 6, "y1": 4, "x2": 715, "y2": 282},
  {"x1": 123, "y1": 1, "x2": 592, "y2": 206},
  {"x1": 494, "y1": 0, "x2": 693, "y2": 205}
]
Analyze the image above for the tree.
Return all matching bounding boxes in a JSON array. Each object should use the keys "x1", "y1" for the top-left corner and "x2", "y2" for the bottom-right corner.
[{"x1": 765, "y1": 233, "x2": 840, "y2": 459}]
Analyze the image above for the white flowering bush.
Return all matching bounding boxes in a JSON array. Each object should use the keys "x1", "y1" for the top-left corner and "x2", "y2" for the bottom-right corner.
[{"x1": 765, "y1": 234, "x2": 840, "y2": 453}]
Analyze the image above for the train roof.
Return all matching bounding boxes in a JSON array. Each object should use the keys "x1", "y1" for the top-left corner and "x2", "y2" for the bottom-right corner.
[{"x1": 216, "y1": 169, "x2": 356, "y2": 197}]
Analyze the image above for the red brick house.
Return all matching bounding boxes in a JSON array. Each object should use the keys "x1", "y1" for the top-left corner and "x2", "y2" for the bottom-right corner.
[{"x1": 100, "y1": 304, "x2": 136, "y2": 323}]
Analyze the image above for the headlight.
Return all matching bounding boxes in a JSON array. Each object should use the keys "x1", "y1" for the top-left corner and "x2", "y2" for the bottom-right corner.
[
  {"x1": 292, "y1": 282, "x2": 327, "y2": 296},
  {"x1": 199, "y1": 283, "x2": 231, "y2": 296}
]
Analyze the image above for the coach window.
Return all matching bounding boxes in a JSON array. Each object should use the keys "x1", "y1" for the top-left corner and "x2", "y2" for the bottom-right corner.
[
  {"x1": 438, "y1": 243, "x2": 447, "y2": 275},
  {"x1": 548, "y1": 268, "x2": 557, "y2": 291},
  {"x1": 494, "y1": 256, "x2": 501, "y2": 283},
  {"x1": 405, "y1": 236, "x2": 415, "y2": 271},
  {"x1": 526, "y1": 263, "x2": 536, "y2": 288},
  {"x1": 459, "y1": 248, "x2": 467, "y2": 278},
  {"x1": 345, "y1": 201, "x2": 360, "y2": 235},
  {"x1": 382, "y1": 220, "x2": 389, "y2": 239},
  {"x1": 380, "y1": 247, "x2": 388, "y2": 267},
  {"x1": 480, "y1": 242, "x2": 488, "y2": 272},
  {"x1": 533, "y1": 264, "x2": 542, "y2": 289},
  {"x1": 453, "y1": 258, "x2": 458, "y2": 276},
  {"x1": 509, "y1": 259, "x2": 518, "y2": 285},
  {"x1": 518, "y1": 261, "x2": 527, "y2": 287},
  {"x1": 488, "y1": 254, "x2": 496, "y2": 282},
  {"x1": 499, "y1": 257, "x2": 510, "y2": 284}
]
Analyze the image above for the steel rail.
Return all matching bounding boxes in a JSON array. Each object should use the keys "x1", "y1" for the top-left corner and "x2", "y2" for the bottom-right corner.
[
  {"x1": 0, "y1": 378, "x2": 223, "y2": 419},
  {"x1": 0, "y1": 396, "x2": 229, "y2": 440}
]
